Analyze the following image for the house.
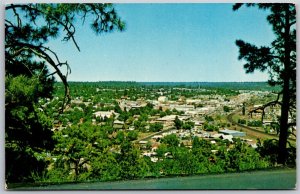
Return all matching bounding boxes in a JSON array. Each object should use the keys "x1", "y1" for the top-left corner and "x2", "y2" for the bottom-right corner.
[
  {"x1": 263, "y1": 120, "x2": 275, "y2": 126},
  {"x1": 139, "y1": 140, "x2": 148, "y2": 144},
  {"x1": 211, "y1": 133, "x2": 223, "y2": 139},
  {"x1": 220, "y1": 134, "x2": 233, "y2": 142},
  {"x1": 93, "y1": 110, "x2": 116, "y2": 119},
  {"x1": 178, "y1": 115, "x2": 191, "y2": 121},
  {"x1": 128, "y1": 126, "x2": 135, "y2": 131},
  {"x1": 150, "y1": 157, "x2": 159, "y2": 163},
  {"x1": 156, "y1": 115, "x2": 177, "y2": 124},
  {"x1": 158, "y1": 96, "x2": 168, "y2": 103},
  {"x1": 113, "y1": 120, "x2": 124, "y2": 129}
]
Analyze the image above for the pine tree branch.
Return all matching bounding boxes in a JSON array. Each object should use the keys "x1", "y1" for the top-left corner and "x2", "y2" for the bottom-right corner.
[
  {"x1": 10, "y1": 4, "x2": 22, "y2": 28},
  {"x1": 6, "y1": 4, "x2": 81, "y2": 51},
  {"x1": 7, "y1": 41, "x2": 71, "y2": 113},
  {"x1": 249, "y1": 92, "x2": 282, "y2": 114},
  {"x1": 289, "y1": 20, "x2": 296, "y2": 27}
]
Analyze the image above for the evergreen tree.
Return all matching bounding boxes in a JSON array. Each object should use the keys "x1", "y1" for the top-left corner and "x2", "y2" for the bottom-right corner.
[
  {"x1": 233, "y1": 3, "x2": 296, "y2": 164},
  {"x1": 5, "y1": 3, "x2": 125, "y2": 182},
  {"x1": 174, "y1": 116, "x2": 183, "y2": 130}
]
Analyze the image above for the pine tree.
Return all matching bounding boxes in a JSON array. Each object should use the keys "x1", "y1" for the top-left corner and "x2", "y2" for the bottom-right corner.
[
  {"x1": 233, "y1": 3, "x2": 296, "y2": 164},
  {"x1": 5, "y1": 3, "x2": 125, "y2": 182}
]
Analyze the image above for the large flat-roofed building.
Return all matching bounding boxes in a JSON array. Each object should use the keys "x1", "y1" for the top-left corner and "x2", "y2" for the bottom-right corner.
[{"x1": 219, "y1": 129, "x2": 246, "y2": 137}]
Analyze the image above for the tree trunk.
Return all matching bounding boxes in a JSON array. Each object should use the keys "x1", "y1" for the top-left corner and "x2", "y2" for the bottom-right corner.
[
  {"x1": 277, "y1": 78, "x2": 289, "y2": 164},
  {"x1": 277, "y1": 5, "x2": 291, "y2": 164}
]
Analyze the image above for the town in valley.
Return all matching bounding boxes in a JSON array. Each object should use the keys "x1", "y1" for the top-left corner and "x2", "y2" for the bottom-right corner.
[{"x1": 39, "y1": 82, "x2": 295, "y2": 178}]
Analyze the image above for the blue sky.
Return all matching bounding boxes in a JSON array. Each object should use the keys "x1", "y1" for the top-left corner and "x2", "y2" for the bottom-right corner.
[{"x1": 45, "y1": 3, "x2": 274, "y2": 82}]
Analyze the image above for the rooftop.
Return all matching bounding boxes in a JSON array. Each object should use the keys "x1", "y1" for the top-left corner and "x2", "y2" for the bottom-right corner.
[{"x1": 219, "y1": 129, "x2": 246, "y2": 137}]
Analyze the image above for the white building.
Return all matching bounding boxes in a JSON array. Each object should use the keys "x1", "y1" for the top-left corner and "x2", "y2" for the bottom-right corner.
[
  {"x1": 158, "y1": 96, "x2": 168, "y2": 103},
  {"x1": 93, "y1": 110, "x2": 117, "y2": 119}
]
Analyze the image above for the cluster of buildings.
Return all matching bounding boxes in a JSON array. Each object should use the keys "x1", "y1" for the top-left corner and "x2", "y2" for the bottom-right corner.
[
  {"x1": 138, "y1": 127, "x2": 249, "y2": 163},
  {"x1": 50, "y1": 87, "x2": 277, "y2": 162}
]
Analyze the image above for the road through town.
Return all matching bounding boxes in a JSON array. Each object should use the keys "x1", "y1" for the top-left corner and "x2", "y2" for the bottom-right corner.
[{"x1": 11, "y1": 168, "x2": 296, "y2": 190}]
